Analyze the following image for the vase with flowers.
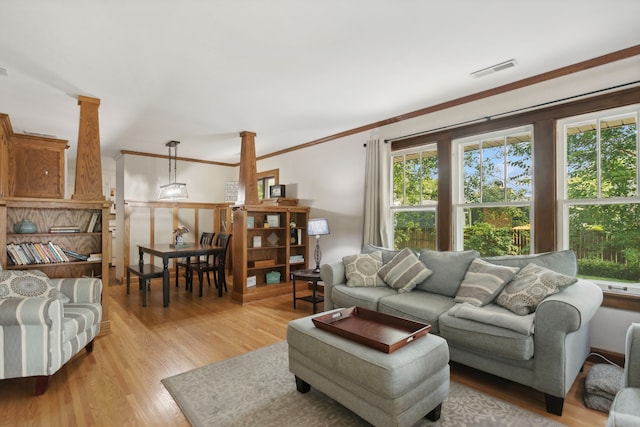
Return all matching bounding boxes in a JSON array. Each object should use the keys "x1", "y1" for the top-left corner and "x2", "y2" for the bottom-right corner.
[{"x1": 173, "y1": 225, "x2": 190, "y2": 247}]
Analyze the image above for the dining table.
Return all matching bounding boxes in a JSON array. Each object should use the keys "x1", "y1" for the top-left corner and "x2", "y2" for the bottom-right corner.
[{"x1": 137, "y1": 242, "x2": 225, "y2": 307}]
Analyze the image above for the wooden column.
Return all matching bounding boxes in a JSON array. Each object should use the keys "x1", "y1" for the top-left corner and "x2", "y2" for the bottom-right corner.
[
  {"x1": 237, "y1": 131, "x2": 258, "y2": 205},
  {"x1": 72, "y1": 96, "x2": 104, "y2": 200},
  {"x1": 0, "y1": 115, "x2": 11, "y2": 197}
]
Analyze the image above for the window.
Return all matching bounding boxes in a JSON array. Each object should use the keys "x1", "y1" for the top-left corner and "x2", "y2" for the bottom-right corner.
[
  {"x1": 257, "y1": 169, "x2": 279, "y2": 200},
  {"x1": 453, "y1": 126, "x2": 533, "y2": 256},
  {"x1": 390, "y1": 146, "x2": 438, "y2": 251},
  {"x1": 557, "y1": 106, "x2": 640, "y2": 289}
]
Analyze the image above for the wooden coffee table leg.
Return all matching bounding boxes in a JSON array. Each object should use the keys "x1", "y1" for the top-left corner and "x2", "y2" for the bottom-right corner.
[
  {"x1": 295, "y1": 376, "x2": 311, "y2": 393},
  {"x1": 425, "y1": 403, "x2": 442, "y2": 421}
]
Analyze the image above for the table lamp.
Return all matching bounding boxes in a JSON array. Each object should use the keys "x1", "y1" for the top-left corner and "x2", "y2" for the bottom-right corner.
[{"x1": 307, "y1": 218, "x2": 330, "y2": 273}]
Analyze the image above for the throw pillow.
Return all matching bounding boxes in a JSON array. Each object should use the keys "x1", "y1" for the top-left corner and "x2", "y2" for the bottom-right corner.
[
  {"x1": 343, "y1": 251, "x2": 385, "y2": 287},
  {"x1": 0, "y1": 270, "x2": 65, "y2": 300},
  {"x1": 416, "y1": 250, "x2": 480, "y2": 297},
  {"x1": 377, "y1": 248, "x2": 432, "y2": 293},
  {"x1": 495, "y1": 263, "x2": 578, "y2": 315},
  {"x1": 455, "y1": 258, "x2": 520, "y2": 306}
]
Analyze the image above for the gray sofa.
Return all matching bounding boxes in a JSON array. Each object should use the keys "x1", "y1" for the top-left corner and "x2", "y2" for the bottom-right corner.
[
  {"x1": 607, "y1": 323, "x2": 640, "y2": 426},
  {"x1": 320, "y1": 246, "x2": 603, "y2": 416},
  {"x1": 0, "y1": 272, "x2": 102, "y2": 394}
]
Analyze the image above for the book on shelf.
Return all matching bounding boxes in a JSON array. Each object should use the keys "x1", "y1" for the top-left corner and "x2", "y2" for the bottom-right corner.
[
  {"x1": 247, "y1": 275, "x2": 257, "y2": 288},
  {"x1": 6, "y1": 244, "x2": 23, "y2": 265},
  {"x1": 55, "y1": 244, "x2": 70, "y2": 262},
  {"x1": 17, "y1": 243, "x2": 35, "y2": 264},
  {"x1": 40, "y1": 243, "x2": 59, "y2": 263},
  {"x1": 87, "y1": 253, "x2": 102, "y2": 261},
  {"x1": 50, "y1": 226, "x2": 81, "y2": 233},
  {"x1": 33, "y1": 243, "x2": 49, "y2": 263},
  {"x1": 289, "y1": 255, "x2": 304, "y2": 263},
  {"x1": 24, "y1": 243, "x2": 44, "y2": 264},
  {"x1": 47, "y1": 242, "x2": 64, "y2": 262},
  {"x1": 86, "y1": 212, "x2": 99, "y2": 233},
  {"x1": 61, "y1": 248, "x2": 89, "y2": 261}
]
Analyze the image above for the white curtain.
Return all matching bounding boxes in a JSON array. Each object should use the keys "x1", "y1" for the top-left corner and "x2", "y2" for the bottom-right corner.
[{"x1": 363, "y1": 138, "x2": 392, "y2": 248}]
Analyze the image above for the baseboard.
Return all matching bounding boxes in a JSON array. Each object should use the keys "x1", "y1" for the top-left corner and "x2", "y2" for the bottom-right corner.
[{"x1": 587, "y1": 347, "x2": 624, "y2": 367}]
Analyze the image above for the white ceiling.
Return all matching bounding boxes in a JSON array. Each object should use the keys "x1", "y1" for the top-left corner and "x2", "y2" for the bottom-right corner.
[{"x1": 1, "y1": 1, "x2": 639, "y2": 164}]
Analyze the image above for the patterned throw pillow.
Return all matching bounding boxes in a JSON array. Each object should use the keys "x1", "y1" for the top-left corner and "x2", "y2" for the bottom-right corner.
[
  {"x1": 343, "y1": 251, "x2": 385, "y2": 287},
  {"x1": 455, "y1": 258, "x2": 520, "y2": 306},
  {"x1": 496, "y1": 263, "x2": 578, "y2": 315},
  {"x1": 0, "y1": 270, "x2": 64, "y2": 300},
  {"x1": 377, "y1": 248, "x2": 432, "y2": 293}
]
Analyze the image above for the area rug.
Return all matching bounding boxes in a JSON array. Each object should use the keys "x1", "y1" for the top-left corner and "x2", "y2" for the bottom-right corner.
[{"x1": 162, "y1": 341, "x2": 566, "y2": 427}]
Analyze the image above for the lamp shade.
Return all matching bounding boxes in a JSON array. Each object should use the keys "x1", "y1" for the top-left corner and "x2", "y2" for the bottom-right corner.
[
  {"x1": 307, "y1": 218, "x2": 330, "y2": 236},
  {"x1": 158, "y1": 140, "x2": 188, "y2": 200},
  {"x1": 158, "y1": 182, "x2": 189, "y2": 200}
]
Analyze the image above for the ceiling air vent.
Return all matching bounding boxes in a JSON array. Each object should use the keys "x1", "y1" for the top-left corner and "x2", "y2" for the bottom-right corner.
[{"x1": 470, "y1": 59, "x2": 517, "y2": 78}]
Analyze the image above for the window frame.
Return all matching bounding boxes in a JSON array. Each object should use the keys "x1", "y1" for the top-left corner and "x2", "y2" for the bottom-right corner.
[
  {"x1": 556, "y1": 104, "x2": 640, "y2": 291},
  {"x1": 390, "y1": 144, "x2": 438, "y2": 250},
  {"x1": 452, "y1": 125, "x2": 534, "y2": 253}
]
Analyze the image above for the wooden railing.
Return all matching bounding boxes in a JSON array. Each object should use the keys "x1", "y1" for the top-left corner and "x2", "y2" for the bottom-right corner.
[{"x1": 122, "y1": 200, "x2": 232, "y2": 282}]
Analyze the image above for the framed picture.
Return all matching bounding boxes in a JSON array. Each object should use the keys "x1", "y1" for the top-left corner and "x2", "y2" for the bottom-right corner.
[
  {"x1": 266, "y1": 214, "x2": 280, "y2": 228},
  {"x1": 269, "y1": 184, "x2": 286, "y2": 198}
]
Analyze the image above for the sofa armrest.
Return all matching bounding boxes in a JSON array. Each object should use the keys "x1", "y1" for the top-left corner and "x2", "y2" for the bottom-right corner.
[
  {"x1": 536, "y1": 279, "x2": 603, "y2": 333},
  {"x1": 625, "y1": 323, "x2": 640, "y2": 388},
  {"x1": 320, "y1": 262, "x2": 346, "y2": 311},
  {"x1": 50, "y1": 278, "x2": 103, "y2": 304},
  {"x1": 0, "y1": 297, "x2": 61, "y2": 326},
  {"x1": 0, "y1": 297, "x2": 65, "y2": 379},
  {"x1": 533, "y1": 279, "x2": 603, "y2": 396}
]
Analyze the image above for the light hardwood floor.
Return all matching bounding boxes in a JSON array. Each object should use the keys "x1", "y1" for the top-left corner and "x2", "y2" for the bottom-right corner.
[{"x1": 0, "y1": 272, "x2": 609, "y2": 426}]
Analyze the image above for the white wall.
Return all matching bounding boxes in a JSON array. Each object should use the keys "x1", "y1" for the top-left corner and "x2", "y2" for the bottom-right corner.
[
  {"x1": 107, "y1": 55, "x2": 640, "y2": 354},
  {"x1": 257, "y1": 132, "x2": 369, "y2": 267}
]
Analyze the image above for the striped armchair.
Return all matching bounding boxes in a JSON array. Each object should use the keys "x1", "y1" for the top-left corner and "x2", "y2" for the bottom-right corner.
[{"x1": 0, "y1": 277, "x2": 102, "y2": 394}]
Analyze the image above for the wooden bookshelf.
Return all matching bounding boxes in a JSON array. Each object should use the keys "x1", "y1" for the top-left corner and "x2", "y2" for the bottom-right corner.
[
  {"x1": 232, "y1": 205, "x2": 310, "y2": 304},
  {"x1": 0, "y1": 197, "x2": 111, "y2": 334}
]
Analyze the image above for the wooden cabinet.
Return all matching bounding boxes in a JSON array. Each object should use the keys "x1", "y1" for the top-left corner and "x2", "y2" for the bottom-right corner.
[
  {"x1": 231, "y1": 205, "x2": 309, "y2": 304},
  {"x1": 0, "y1": 197, "x2": 111, "y2": 334},
  {"x1": 8, "y1": 136, "x2": 68, "y2": 199}
]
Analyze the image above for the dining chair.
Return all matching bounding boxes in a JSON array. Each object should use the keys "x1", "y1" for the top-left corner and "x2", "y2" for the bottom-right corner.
[
  {"x1": 187, "y1": 232, "x2": 232, "y2": 297},
  {"x1": 175, "y1": 232, "x2": 214, "y2": 289}
]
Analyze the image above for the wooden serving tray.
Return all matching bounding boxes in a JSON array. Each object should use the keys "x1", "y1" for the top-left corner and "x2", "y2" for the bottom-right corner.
[{"x1": 312, "y1": 306, "x2": 431, "y2": 353}]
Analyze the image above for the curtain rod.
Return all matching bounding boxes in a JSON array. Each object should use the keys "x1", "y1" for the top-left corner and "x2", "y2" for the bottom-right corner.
[{"x1": 385, "y1": 80, "x2": 640, "y2": 144}]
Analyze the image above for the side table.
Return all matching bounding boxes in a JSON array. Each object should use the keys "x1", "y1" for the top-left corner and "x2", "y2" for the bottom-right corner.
[{"x1": 291, "y1": 269, "x2": 324, "y2": 313}]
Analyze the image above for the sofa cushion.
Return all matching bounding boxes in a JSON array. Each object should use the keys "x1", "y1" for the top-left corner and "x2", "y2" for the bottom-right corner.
[
  {"x1": 362, "y1": 244, "x2": 402, "y2": 264},
  {"x1": 496, "y1": 263, "x2": 578, "y2": 315},
  {"x1": 439, "y1": 311, "x2": 535, "y2": 360},
  {"x1": 482, "y1": 250, "x2": 577, "y2": 276},
  {"x1": 0, "y1": 270, "x2": 68, "y2": 302},
  {"x1": 377, "y1": 248, "x2": 432, "y2": 293},
  {"x1": 415, "y1": 250, "x2": 480, "y2": 296},
  {"x1": 331, "y1": 284, "x2": 397, "y2": 311},
  {"x1": 378, "y1": 291, "x2": 456, "y2": 334},
  {"x1": 455, "y1": 258, "x2": 520, "y2": 306},
  {"x1": 447, "y1": 303, "x2": 535, "y2": 335},
  {"x1": 343, "y1": 252, "x2": 385, "y2": 287}
]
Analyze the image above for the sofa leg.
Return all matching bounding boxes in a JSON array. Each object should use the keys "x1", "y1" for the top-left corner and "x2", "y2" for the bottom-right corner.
[
  {"x1": 545, "y1": 394, "x2": 564, "y2": 415},
  {"x1": 425, "y1": 403, "x2": 442, "y2": 421},
  {"x1": 34, "y1": 376, "x2": 50, "y2": 395},
  {"x1": 85, "y1": 339, "x2": 95, "y2": 353},
  {"x1": 295, "y1": 376, "x2": 311, "y2": 393}
]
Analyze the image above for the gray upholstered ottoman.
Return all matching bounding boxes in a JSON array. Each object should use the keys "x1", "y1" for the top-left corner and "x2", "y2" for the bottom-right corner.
[{"x1": 287, "y1": 312, "x2": 450, "y2": 427}]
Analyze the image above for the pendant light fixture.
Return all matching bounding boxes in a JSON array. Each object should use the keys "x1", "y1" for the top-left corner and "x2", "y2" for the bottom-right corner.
[{"x1": 158, "y1": 140, "x2": 188, "y2": 200}]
